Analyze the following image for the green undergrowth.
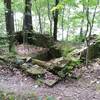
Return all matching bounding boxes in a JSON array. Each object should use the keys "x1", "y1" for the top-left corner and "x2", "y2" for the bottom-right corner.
[
  {"x1": 69, "y1": 34, "x2": 85, "y2": 44},
  {"x1": 0, "y1": 91, "x2": 15, "y2": 100},
  {"x1": 58, "y1": 54, "x2": 81, "y2": 78},
  {"x1": 56, "y1": 42, "x2": 81, "y2": 78},
  {"x1": 0, "y1": 91, "x2": 56, "y2": 100}
]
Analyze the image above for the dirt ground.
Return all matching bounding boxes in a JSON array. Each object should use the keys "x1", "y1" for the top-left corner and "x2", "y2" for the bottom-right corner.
[
  {"x1": 0, "y1": 45, "x2": 100, "y2": 100},
  {"x1": 0, "y1": 58, "x2": 100, "y2": 100}
]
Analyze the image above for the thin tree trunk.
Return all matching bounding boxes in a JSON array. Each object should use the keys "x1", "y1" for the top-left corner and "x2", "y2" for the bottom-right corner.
[
  {"x1": 4, "y1": 0, "x2": 15, "y2": 52},
  {"x1": 35, "y1": 1, "x2": 42, "y2": 34},
  {"x1": 47, "y1": 0, "x2": 52, "y2": 35},
  {"x1": 79, "y1": 5, "x2": 85, "y2": 39},
  {"x1": 66, "y1": 7, "x2": 70, "y2": 41},
  {"x1": 85, "y1": 0, "x2": 98, "y2": 67},
  {"x1": 61, "y1": 6, "x2": 65, "y2": 40}
]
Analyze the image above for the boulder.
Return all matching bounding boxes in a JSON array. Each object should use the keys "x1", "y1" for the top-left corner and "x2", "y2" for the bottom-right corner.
[
  {"x1": 15, "y1": 31, "x2": 54, "y2": 48},
  {"x1": 21, "y1": 63, "x2": 46, "y2": 76}
]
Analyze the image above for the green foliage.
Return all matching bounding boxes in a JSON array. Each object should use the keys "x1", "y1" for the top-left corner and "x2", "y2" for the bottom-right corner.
[
  {"x1": 45, "y1": 96, "x2": 56, "y2": 100},
  {"x1": 61, "y1": 43, "x2": 75, "y2": 57},
  {"x1": 50, "y1": 3, "x2": 64, "y2": 12},
  {"x1": 0, "y1": 91, "x2": 15, "y2": 100},
  {"x1": 0, "y1": 1, "x2": 6, "y2": 34},
  {"x1": 80, "y1": 0, "x2": 98, "y2": 7},
  {"x1": 59, "y1": 39, "x2": 82, "y2": 77},
  {"x1": 51, "y1": 0, "x2": 77, "y2": 12},
  {"x1": 58, "y1": 56, "x2": 81, "y2": 78},
  {"x1": 36, "y1": 78, "x2": 44, "y2": 86},
  {"x1": 69, "y1": 35, "x2": 85, "y2": 43},
  {"x1": 12, "y1": 0, "x2": 25, "y2": 12},
  {"x1": 0, "y1": 91, "x2": 56, "y2": 100},
  {"x1": 0, "y1": 0, "x2": 99, "y2": 54},
  {"x1": 64, "y1": 0, "x2": 77, "y2": 6},
  {"x1": 71, "y1": 12, "x2": 85, "y2": 19}
]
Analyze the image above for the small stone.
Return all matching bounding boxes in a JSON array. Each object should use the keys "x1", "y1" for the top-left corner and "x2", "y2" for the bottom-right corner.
[
  {"x1": 34, "y1": 85, "x2": 38, "y2": 88},
  {"x1": 26, "y1": 57, "x2": 32, "y2": 62},
  {"x1": 96, "y1": 81, "x2": 100, "y2": 84},
  {"x1": 24, "y1": 78, "x2": 27, "y2": 81},
  {"x1": 90, "y1": 79, "x2": 97, "y2": 84}
]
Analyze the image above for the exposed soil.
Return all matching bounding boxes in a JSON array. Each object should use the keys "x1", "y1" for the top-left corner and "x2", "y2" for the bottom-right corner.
[
  {"x1": 16, "y1": 44, "x2": 48, "y2": 56},
  {"x1": 0, "y1": 59, "x2": 100, "y2": 100}
]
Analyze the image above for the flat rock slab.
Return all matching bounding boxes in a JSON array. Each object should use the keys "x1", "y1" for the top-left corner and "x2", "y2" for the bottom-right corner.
[
  {"x1": 21, "y1": 63, "x2": 46, "y2": 76},
  {"x1": 44, "y1": 71, "x2": 60, "y2": 87},
  {"x1": 26, "y1": 65, "x2": 46, "y2": 75},
  {"x1": 21, "y1": 63, "x2": 60, "y2": 86}
]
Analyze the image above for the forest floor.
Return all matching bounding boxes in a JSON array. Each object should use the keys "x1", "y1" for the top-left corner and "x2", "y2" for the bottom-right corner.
[
  {"x1": 0, "y1": 59, "x2": 100, "y2": 100},
  {"x1": 0, "y1": 45, "x2": 100, "y2": 100}
]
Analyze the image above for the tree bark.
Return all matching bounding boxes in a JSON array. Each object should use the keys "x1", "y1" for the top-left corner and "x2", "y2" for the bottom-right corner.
[
  {"x1": 53, "y1": 0, "x2": 59, "y2": 41},
  {"x1": 79, "y1": 5, "x2": 85, "y2": 40},
  {"x1": 23, "y1": 0, "x2": 33, "y2": 31},
  {"x1": 4, "y1": 0, "x2": 15, "y2": 52},
  {"x1": 85, "y1": 0, "x2": 98, "y2": 67},
  {"x1": 61, "y1": 5, "x2": 65, "y2": 40},
  {"x1": 34, "y1": 0, "x2": 42, "y2": 34},
  {"x1": 47, "y1": 0, "x2": 52, "y2": 35}
]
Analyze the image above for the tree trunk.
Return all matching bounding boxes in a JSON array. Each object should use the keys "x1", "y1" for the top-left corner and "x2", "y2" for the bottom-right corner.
[
  {"x1": 61, "y1": 5, "x2": 65, "y2": 40},
  {"x1": 35, "y1": 1, "x2": 42, "y2": 34},
  {"x1": 66, "y1": 7, "x2": 70, "y2": 41},
  {"x1": 85, "y1": 0, "x2": 98, "y2": 67},
  {"x1": 79, "y1": 5, "x2": 85, "y2": 40},
  {"x1": 47, "y1": 0, "x2": 52, "y2": 35},
  {"x1": 23, "y1": 0, "x2": 33, "y2": 31},
  {"x1": 4, "y1": 0, "x2": 15, "y2": 52},
  {"x1": 23, "y1": 0, "x2": 33, "y2": 44},
  {"x1": 53, "y1": 0, "x2": 59, "y2": 41}
]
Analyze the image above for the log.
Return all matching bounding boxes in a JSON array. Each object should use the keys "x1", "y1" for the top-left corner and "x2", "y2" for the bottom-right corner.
[
  {"x1": 32, "y1": 57, "x2": 66, "y2": 70},
  {"x1": 32, "y1": 59, "x2": 51, "y2": 69}
]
